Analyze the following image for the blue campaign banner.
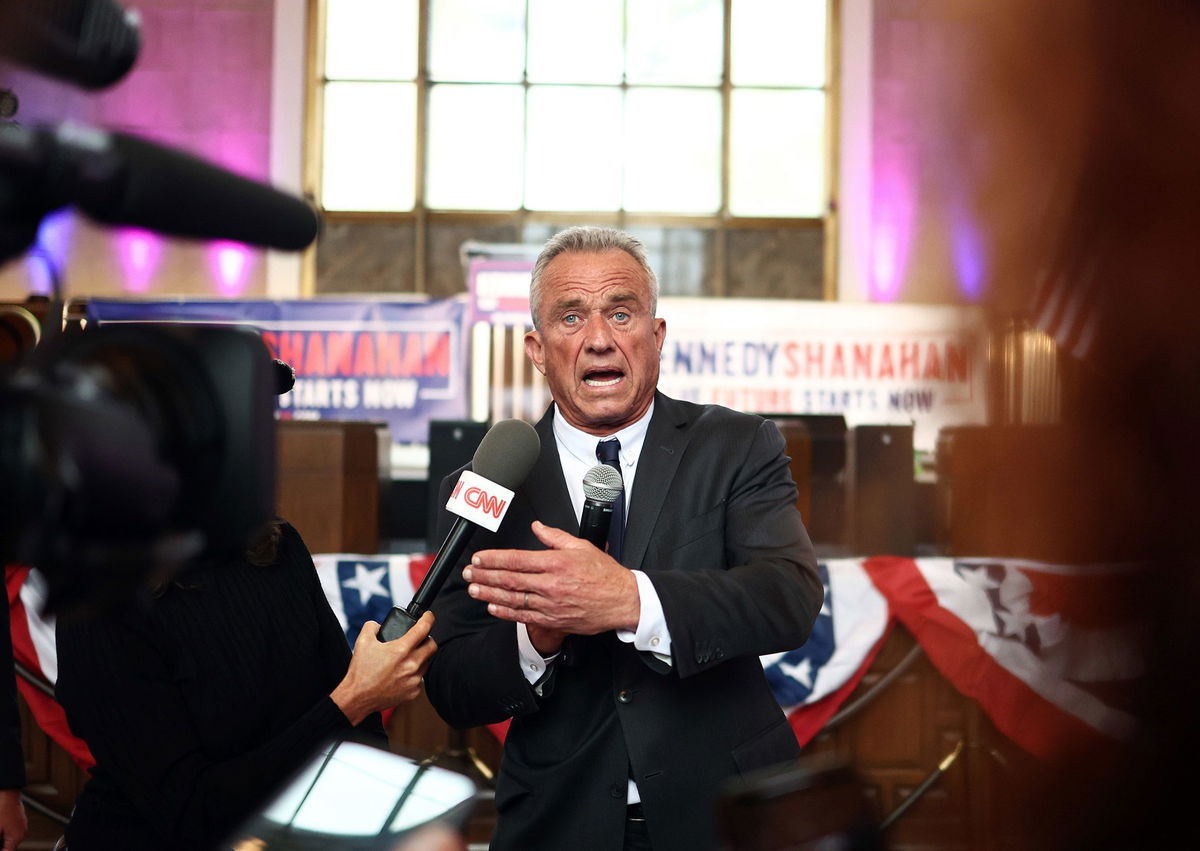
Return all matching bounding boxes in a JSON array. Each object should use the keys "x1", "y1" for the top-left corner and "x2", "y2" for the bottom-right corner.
[{"x1": 85, "y1": 297, "x2": 470, "y2": 444}]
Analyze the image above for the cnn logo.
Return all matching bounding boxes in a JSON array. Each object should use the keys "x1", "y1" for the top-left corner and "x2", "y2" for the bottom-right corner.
[{"x1": 464, "y1": 485, "x2": 506, "y2": 518}]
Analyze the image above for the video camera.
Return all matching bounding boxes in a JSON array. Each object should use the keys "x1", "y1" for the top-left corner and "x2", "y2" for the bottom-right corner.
[{"x1": 0, "y1": 0, "x2": 318, "y2": 613}]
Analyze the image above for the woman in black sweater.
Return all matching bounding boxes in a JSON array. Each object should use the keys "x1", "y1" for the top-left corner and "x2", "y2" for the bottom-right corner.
[{"x1": 54, "y1": 519, "x2": 435, "y2": 850}]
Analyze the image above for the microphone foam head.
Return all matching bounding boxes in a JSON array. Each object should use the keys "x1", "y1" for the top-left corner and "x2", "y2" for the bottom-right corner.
[
  {"x1": 582, "y1": 463, "x2": 624, "y2": 504},
  {"x1": 472, "y1": 418, "x2": 541, "y2": 489}
]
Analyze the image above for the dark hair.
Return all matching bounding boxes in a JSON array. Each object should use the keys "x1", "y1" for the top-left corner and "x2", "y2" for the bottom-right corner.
[{"x1": 244, "y1": 517, "x2": 284, "y2": 566}]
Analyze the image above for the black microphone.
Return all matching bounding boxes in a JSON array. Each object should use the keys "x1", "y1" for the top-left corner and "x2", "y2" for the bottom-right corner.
[
  {"x1": 579, "y1": 463, "x2": 623, "y2": 549},
  {"x1": 0, "y1": 0, "x2": 141, "y2": 90},
  {"x1": 1, "y1": 122, "x2": 321, "y2": 252},
  {"x1": 379, "y1": 418, "x2": 541, "y2": 641}
]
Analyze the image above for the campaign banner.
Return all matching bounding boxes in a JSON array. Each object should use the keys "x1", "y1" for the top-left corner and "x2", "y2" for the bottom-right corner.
[
  {"x1": 467, "y1": 255, "x2": 538, "y2": 326},
  {"x1": 84, "y1": 298, "x2": 470, "y2": 444},
  {"x1": 656, "y1": 298, "x2": 986, "y2": 452},
  {"x1": 464, "y1": 252, "x2": 985, "y2": 452}
]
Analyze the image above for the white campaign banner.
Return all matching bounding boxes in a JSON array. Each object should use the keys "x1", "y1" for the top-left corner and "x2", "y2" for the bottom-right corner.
[
  {"x1": 467, "y1": 254, "x2": 987, "y2": 452},
  {"x1": 654, "y1": 299, "x2": 987, "y2": 452}
]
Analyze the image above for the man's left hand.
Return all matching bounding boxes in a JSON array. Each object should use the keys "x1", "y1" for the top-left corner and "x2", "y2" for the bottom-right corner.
[{"x1": 463, "y1": 521, "x2": 641, "y2": 641}]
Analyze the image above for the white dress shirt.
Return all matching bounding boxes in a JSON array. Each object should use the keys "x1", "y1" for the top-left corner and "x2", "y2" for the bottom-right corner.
[{"x1": 516, "y1": 401, "x2": 675, "y2": 682}]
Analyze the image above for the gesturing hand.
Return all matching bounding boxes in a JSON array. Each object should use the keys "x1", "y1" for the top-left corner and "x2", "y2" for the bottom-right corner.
[
  {"x1": 463, "y1": 521, "x2": 641, "y2": 654},
  {"x1": 331, "y1": 611, "x2": 437, "y2": 725}
]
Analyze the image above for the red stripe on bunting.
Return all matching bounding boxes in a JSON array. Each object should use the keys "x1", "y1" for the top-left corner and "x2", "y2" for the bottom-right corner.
[
  {"x1": 5, "y1": 566, "x2": 95, "y2": 771},
  {"x1": 785, "y1": 622, "x2": 893, "y2": 748},
  {"x1": 861, "y1": 556, "x2": 1116, "y2": 762}
]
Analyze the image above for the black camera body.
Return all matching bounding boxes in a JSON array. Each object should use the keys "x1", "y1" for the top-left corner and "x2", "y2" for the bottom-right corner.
[{"x1": 0, "y1": 322, "x2": 277, "y2": 612}]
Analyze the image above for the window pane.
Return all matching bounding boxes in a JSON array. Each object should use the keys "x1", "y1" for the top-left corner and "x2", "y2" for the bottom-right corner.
[
  {"x1": 729, "y1": 88, "x2": 825, "y2": 217},
  {"x1": 325, "y1": 0, "x2": 417, "y2": 80},
  {"x1": 527, "y1": 0, "x2": 622, "y2": 84},
  {"x1": 427, "y1": 85, "x2": 525, "y2": 210},
  {"x1": 317, "y1": 220, "x2": 416, "y2": 292},
  {"x1": 526, "y1": 86, "x2": 622, "y2": 211},
  {"x1": 624, "y1": 89, "x2": 721, "y2": 213},
  {"x1": 731, "y1": 0, "x2": 827, "y2": 87},
  {"x1": 626, "y1": 0, "x2": 724, "y2": 85},
  {"x1": 726, "y1": 227, "x2": 824, "y2": 298},
  {"x1": 429, "y1": 0, "x2": 525, "y2": 82},
  {"x1": 633, "y1": 226, "x2": 715, "y2": 296},
  {"x1": 322, "y1": 82, "x2": 416, "y2": 211}
]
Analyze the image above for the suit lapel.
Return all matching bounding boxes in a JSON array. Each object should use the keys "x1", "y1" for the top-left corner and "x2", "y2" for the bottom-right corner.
[
  {"x1": 622, "y1": 392, "x2": 692, "y2": 571},
  {"x1": 523, "y1": 407, "x2": 577, "y2": 536}
]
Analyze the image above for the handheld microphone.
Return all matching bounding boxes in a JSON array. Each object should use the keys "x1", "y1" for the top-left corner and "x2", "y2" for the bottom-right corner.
[
  {"x1": 579, "y1": 463, "x2": 623, "y2": 549},
  {"x1": 379, "y1": 419, "x2": 540, "y2": 641}
]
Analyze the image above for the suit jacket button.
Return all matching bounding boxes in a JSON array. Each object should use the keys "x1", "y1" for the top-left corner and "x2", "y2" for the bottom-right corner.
[
  {"x1": 617, "y1": 689, "x2": 633, "y2": 704},
  {"x1": 610, "y1": 783, "x2": 625, "y2": 799}
]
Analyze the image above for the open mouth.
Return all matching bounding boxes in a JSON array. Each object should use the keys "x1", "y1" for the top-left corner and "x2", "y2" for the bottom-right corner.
[{"x1": 584, "y1": 369, "x2": 624, "y2": 388}]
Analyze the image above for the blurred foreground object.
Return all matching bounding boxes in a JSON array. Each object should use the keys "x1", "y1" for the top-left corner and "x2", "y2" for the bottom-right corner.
[
  {"x1": 0, "y1": 323, "x2": 276, "y2": 613},
  {"x1": 0, "y1": 121, "x2": 322, "y2": 266},
  {"x1": 228, "y1": 737, "x2": 476, "y2": 851},
  {"x1": 717, "y1": 755, "x2": 883, "y2": 851},
  {"x1": 0, "y1": 0, "x2": 141, "y2": 90},
  {"x1": 924, "y1": 0, "x2": 1200, "y2": 847}
]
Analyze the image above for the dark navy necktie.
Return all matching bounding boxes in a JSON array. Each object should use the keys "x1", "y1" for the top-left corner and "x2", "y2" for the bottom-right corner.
[{"x1": 595, "y1": 438, "x2": 625, "y2": 563}]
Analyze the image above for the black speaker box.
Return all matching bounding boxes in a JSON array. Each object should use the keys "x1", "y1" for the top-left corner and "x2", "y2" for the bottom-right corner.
[
  {"x1": 759, "y1": 413, "x2": 847, "y2": 547},
  {"x1": 845, "y1": 424, "x2": 916, "y2": 556}
]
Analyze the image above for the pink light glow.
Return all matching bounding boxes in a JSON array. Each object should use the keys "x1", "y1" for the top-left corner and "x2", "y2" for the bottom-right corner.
[
  {"x1": 209, "y1": 242, "x2": 252, "y2": 296},
  {"x1": 116, "y1": 229, "x2": 164, "y2": 293},
  {"x1": 869, "y1": 164, "x2": 914, "y2": 303}
]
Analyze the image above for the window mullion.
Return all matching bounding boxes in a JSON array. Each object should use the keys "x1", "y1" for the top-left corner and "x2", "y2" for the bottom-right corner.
[
  {"x1": 716, "y1": 0, "x2": 734, "y2": 297},
  {"x1": 415, "y1": 0, "x2": 431, "y2": 292}
]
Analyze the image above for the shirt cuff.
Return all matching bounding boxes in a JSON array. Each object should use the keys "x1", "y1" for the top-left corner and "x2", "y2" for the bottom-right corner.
[
  {"x1": 516, "y1": 622, "x2": 558, "y2": 685},
  {"x1": 616, "y1": 570, "x2": 673, "y2": 665}
]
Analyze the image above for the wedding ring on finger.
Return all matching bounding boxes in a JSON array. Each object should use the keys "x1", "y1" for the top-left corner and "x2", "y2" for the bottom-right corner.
[{"x1": 523, "y1": 591, "x2": 530, "y2": 609}]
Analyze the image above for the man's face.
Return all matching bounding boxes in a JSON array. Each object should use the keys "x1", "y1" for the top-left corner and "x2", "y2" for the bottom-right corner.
[{"x1": 524, "y1": 249, "x2": 666, "y2": 436}]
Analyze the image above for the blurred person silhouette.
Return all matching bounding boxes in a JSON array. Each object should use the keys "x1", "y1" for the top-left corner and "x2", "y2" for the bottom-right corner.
[
  {"x1": 52, "y1": 515, "x2": 436, "y2": 851},
  {"x1": 926, "y1": 0, "x2": 1200, "y2": 846}
]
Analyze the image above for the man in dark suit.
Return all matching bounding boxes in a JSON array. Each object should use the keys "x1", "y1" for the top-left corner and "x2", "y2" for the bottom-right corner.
[{"x1": 424, "y1": 226, "x2": 823, "y2": 851}]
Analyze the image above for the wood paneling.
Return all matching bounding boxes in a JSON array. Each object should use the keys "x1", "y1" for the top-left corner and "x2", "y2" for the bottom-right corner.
[
  {"x1": 773, "y1": 418, "x2": 813, "y2": 525},
  {"x1": 805, "y1": 627, "x2": 1044, "y2": 850},
  {"x1": 16, "y1": 691, "x2": 81, "y2": 848},
  {"x1": 275, "y1": 419, "x2": 388, "y2": 555}
]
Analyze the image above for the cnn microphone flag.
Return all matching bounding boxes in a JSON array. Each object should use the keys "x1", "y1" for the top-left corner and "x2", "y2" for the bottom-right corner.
[{"x1": 446, "y1": 470, "x2": 514, "y2": 532}]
